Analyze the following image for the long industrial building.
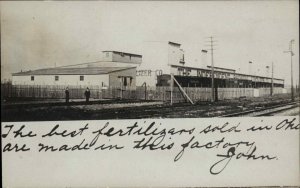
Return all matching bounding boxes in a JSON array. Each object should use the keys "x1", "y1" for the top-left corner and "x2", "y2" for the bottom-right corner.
[
  {"x1": 139, "y1": 41, "x2": 284, "y2": 88},
  {"x1": 157, "y1": 65, "x2": 284, "y2": 88},
  {"x1": 12, "y1": 51, "x2": 139, "y2": 87},
  {"x1": 12, "y1": 41, "x2": 284, "y2": 89}
]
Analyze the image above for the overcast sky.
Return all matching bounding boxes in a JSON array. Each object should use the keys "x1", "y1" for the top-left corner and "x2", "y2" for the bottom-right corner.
[{"x1": 1, "y1": 1, "x2": 299, "y2": 86}]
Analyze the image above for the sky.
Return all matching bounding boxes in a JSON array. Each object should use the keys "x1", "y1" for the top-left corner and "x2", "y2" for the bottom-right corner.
[{"x1": 1, "y1": 1, "x2": 299, "y2": 86}]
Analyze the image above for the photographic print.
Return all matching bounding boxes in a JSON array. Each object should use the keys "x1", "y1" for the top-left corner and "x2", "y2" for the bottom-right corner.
[
  {"x1": 1, "y1": 1, "x2": 299, "y2": 187},
  {"x1": 1, "y1": 1, "x2": 299, "y2": 122}
]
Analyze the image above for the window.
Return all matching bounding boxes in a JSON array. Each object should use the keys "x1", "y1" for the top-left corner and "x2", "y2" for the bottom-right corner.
[
  {"x1": 106, "y1": 52, "x2": 109, "y2": 57},
  {"x1": 55, "y1": 76, "x2": 59, "y2": 81},
  {"x1": 197, "y1": 71, "x2": 202, "y2": 77},
  {"x1": 119, "y1": 76, "x2": 132, "y2": 87},
  {"x1": 31, "y1": 76, "x2": 34, "y2": 81},
  {"x1": 178, "y1": 68, "x2": 183, "y2": 76},
  {"x1": 123, "y1": 77, "x2": 127, "y2": 86},
  {"x1": 183, "y1": 68, "x2": 191, "y2": 76},
  {"x1": 80, "y1": 75, "x2": 84, "y2": 81}
]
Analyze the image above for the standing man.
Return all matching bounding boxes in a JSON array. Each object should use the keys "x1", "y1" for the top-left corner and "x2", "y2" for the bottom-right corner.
[
  {"x1": 65, "y1": 87, "x2": 70, "y2": 103},
  {"x1": 84, "y1": 87, "x2": 90, "y2": 103}
]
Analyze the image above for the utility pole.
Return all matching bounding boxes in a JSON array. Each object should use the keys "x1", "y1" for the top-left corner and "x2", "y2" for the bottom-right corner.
[
  {"x1": 284, "y1": 39, "x2": 295, "y2": 102},
  {"x1": 271, "y1": 62, "x2": 274, "y2": 96},
  {"x1": 266, "y1": 65, "x2": 270, "y2": 90},
  {"x1": 266, "y1": 65, "x2": 269, "y2": 77},
  {"x1": 203, "y1": 36, "x2": 217, "y2": 102},
  {"x1": 249, "y1": 61, "x2": 254, "y2": 88},
  {"x1": 210, "y1": 37, "x2": 215, "y2": 102},
  {"x1": 170, "y1": 74, "x2": 174, "y2": 105},
  {"x1": 249, "y1": 61, "x2": 253, "y2": 76}
]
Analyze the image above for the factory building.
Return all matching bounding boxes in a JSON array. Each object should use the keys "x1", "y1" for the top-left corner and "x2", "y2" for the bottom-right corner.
[
  {"x1": 12, "y1": 51, "x2": 140, "y2": 87},
  {"x1": 135, "y1": 41, "x2": 284, "y2": 88},
  {"x1": 156, "y1": 65, "x2": 284, "y2": 88},
  {"x1": 12, "y1": 41, "x2": 284, "y2": 89}
]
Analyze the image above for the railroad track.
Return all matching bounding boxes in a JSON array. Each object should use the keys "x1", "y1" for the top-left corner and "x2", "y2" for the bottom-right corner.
[
  {"x1": 1, "y1": 99, "x2": 163, "y2": 109},
  {"x1": 220, "y1": 101, "x2": 299, "y2": 117}
]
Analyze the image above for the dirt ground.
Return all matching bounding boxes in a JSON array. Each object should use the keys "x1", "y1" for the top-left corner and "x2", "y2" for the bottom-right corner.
[{"x1": 1, "y1": 94, "x2": 299, "y2": 122}]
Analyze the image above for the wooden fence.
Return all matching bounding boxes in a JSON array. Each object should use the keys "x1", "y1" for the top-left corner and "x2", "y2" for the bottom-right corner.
[
  {"x1": 1, "y1": 84, "x2": 102, "y2": 99},
  {"x1": 218, "y1": 88, "x2": 253, "y2": 100},
  {"x1": 1, "y1": 83, "x2": 288, "y2": 103},
  {"x1": 258, "y1": 87, "x2": 285, "y2": 96}
]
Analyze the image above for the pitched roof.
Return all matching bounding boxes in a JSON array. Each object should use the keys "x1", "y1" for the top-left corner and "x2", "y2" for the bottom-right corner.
[
  {"x1": 13, "y1": 66, "x2": 135, "y2": 76},
  {"x1": 58, "y1": 61, "x2": 138, "y2": 68}
]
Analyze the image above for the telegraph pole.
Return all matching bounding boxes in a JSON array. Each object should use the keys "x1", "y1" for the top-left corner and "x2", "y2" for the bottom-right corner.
[
  {"x1": 203, "y1": 36, "x2": 217, "y2": 102},
  {"x1": 271, "y1": 62, "x2": 274, "y2": 96},
  {"x1": 249, "y1": 61, "x2": 253, "y2": 76},
  {"x1": 210, "y1": 37, "x2": 215, "y2": 102},
  {"x1": 284, "y1": 39, "x2": 295, "y2": 102}
]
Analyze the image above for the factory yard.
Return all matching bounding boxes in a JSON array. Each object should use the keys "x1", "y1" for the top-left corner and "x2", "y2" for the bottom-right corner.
[{"x1": 2, "y1": 93, "x2": 299, "y2": 122}]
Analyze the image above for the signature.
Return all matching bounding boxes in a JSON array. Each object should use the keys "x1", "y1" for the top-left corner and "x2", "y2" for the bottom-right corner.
[{"x1": 210, "y1": 145, "x2": 277, "y2": 175}]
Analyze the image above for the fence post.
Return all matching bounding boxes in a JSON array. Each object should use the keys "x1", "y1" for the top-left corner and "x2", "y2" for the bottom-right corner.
[
  {"x1": 142, "y1": 82, "x2": 147, "y2": 100},
  {"x1": 145, "y1": 84, "x2": 147, "y2": 100}
]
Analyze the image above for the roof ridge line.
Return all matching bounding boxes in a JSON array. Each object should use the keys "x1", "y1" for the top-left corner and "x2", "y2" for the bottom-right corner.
[{"x1": 57, "y1": 60, "x2": 102, "y2": 68}]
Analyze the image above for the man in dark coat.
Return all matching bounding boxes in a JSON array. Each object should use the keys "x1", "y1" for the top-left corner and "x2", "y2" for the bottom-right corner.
[
  {"x1": 65, "y1": 87, "x2": 70, "y2": 103},
  {"x1": 84, "y1": 87, "x2": 90, "y2": 103}
]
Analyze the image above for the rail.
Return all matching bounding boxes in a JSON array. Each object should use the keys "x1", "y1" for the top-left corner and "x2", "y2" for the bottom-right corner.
[{"x1": 220, "y1": 101, "x2": 299, "y2": 117}]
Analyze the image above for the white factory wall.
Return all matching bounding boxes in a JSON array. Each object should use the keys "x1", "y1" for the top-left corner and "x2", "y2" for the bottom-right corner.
[
  {"x1": 136, "y1": 42, "x2": 184, "y2": 86},
  {"x1": 168, "y1": 43, "x2": 184, "y2": 66},
  {"x1": 136, "y1": 42, "x2": 169, "y2": 86},
  {"x1": 12, "y1": 74, "x2": 109, "y2": 86}
]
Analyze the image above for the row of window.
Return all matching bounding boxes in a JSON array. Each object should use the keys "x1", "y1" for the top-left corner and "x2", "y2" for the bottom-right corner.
[
  {"x1": 31, "y1": 76, "x2": 85, "y2": 81},
  {"x1": 176, "y1": 68, "x2": 283, "y2": 83}
]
